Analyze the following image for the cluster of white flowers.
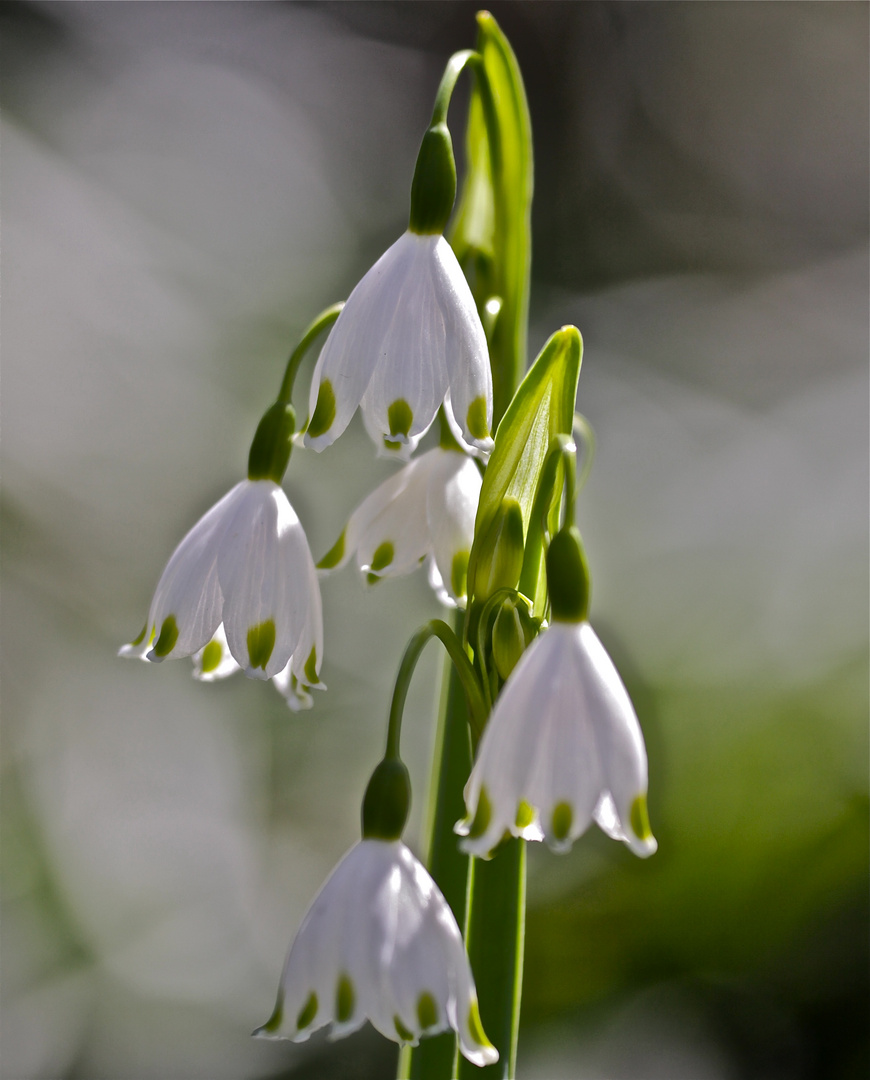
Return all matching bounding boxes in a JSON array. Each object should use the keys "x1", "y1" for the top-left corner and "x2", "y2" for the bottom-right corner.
[{"x1": 122, "y1": 144, "x2": 654, "y2": 1068}]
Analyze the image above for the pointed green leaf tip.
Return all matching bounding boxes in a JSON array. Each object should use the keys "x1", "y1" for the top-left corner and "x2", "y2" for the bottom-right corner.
[
  {"x1": 631, "y1": 794, "x2": 653, "y2": 842},
  {"x1": 153, "y1": 615, "x2": 179, "y2": 658},
  {"x1": 336, "y1": 974, "x2": 355, "y2": 1023},
  {"x1": 247, "y1": 619, "x2": 275, "y2": 670},
  {"x1": 200, "y1": 639, "x2": 222, "y2": 674},
  {"x1": 308, "y1": 379, "x2": 336, "y2": 438}
]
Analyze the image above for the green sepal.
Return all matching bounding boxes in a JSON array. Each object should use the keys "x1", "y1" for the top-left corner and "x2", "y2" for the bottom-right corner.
[
  {"x1": 247, "y1": 401, "x2": 296, "y2": 483},
  {"x1": 409, "y1": 124, "x2": 457, "y2": 236},
  {"x1": 450, "y1": 12, "x2": 533, "y2": 426},
  {"x1": 466, "y1": 326, "x2": 582, "y2": 615},
  {"x1": 546, "y1": 526, "x2": 590, "y2": 623},
  {"x1": 362, "y1": 757, "x2": 412, "y2": 841}
]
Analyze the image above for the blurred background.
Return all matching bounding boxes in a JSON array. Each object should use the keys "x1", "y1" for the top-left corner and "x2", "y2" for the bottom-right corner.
[{"x1": 1, "y1": 2, "x2": 867, "y2": 1078}]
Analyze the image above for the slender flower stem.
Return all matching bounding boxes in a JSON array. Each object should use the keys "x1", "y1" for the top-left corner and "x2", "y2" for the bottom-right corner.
[
  {"x1": 386, "y1": 620, "x2": 487, "y2": 762},
  {"x1": 276, "y1": 302, "x2": 344, "y2": 406},
  {"x1": 430, "y1": 50, "x2": 479, "y2": 127},
  {"x1": 573, "y1": 411, "x2": 596, "y2": 496}
]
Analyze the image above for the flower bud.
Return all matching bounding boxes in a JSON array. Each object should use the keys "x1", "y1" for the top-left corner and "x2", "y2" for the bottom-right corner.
[
  {"x1": 491, "y1": 595, "x2": 538, "y2": 681},
  {"x1": 362, "y1": 757, "x2": 412, "y2": 841},
  {"x1": 546, "y1": 526, "x2": 590, "y2": 623},
  {"x1": 471, "y1": 497, "x2": 525, "y2": 602},
  {"x1": 248, "y1": 402, "x2": 296, "y2": 483}
]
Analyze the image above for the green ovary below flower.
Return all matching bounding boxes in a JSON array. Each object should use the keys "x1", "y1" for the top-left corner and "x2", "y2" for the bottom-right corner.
[
  {"x1": 303, "y1": 232, "x2": 493, "y2": 461},
  {"x1": 253, "y1": 839, "x2": 498, "y2": 1068},
  {"x1": 318, "y1": 446, "x2": 481, "y2": 609},
  {"x1": 118, "y1": 479, "x2": 324, "y2": 690},
  {"x1": 456, "y1": 620, "x2": 657, "y2": 859}
]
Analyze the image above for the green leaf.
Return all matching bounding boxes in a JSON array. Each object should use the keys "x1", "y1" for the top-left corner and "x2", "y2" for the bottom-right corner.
[
  {"x1": 450, "y1": 12, "x2": 533, "y2": 426},
  {"x1": 467, "y1": 326, "x2": 582, "y2": 615}
]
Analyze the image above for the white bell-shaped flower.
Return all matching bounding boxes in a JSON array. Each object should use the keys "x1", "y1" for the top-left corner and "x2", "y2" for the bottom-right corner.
[
  {"x1": 190, "y1": 623, "x2": 321, "y2": 712},
  {"x1": 303, "y1": 232, "x2": 493, "y2": 461},
  {"x1": 319, "y1": 447, "x2": 481, "y2": 608},
  {"x1": 254, "y1": 839, "x2": 497, "y2": 1067},
  {"x1": 120, "y1": 479, "x2": 323, "y2": 686},
  {"x1": 457, "y1": 621, "x2": 656, "y2": 859}
]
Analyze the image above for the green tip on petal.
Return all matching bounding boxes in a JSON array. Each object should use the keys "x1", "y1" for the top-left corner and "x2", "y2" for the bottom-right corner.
[
  {"x1": 395, "y1": 1015, "x2": 415, "y2": 1042},
  {"x1": 387, "y1": 399, "x2": 414, "y2": 439},
  {"x1": 551, "y1": 801, "x2": 573, "y2": 842},
  {"x1": 515, "y1": 800, "x2": 535, "y2": 829},
  {"x1": 153, "y1": 615, "x2": 179, "y2": 658},
  {"x1": 417, "y1": 992, "x2": 438, "y2": 1031},
  {"x1": 467, "y1": 998, "x2": 495, "y2": 1052},
  {"x1": 317, "y1": 528, "x2": 346, "y2": 570},
  {"x1": 200, "y1": 639, "x2": 223, "y2": 674},
  {"x1": 336, "y1": 974, "x2": 355, "y2": 1024},
  {"x1": 130, "y1": 623, "x2": 148, "y2": 647},
  {"x1": 630, "y1": 794, "x2": 653, "y2": 842},
  {"x1": 253, "y1": 993, "x2": 284, "y2": 1036},
  {"x1": 468, "y1": 785, "x2": 492, "y2": 840},
  {"x1": 451, "y1": 549, "x2": 470, "y2": 599},
  {"x1": 370, "y1": 541, "x2": 394, "y2": 574},
  {"x1": 303, "y1": 646, "x2": 318, "y2": 685},
  {"x1": 466, "y1": 396, "x2": 490, "y2": 441},
  {"x1": 308, "y1": 379, "x2": 336, "y2": 439},
  {"x1": 247, "y1": 619, "x2": 276, "y2": 670},
  {"x1": 296, "y1": 991, "x2": 318, "y2": 1031}
]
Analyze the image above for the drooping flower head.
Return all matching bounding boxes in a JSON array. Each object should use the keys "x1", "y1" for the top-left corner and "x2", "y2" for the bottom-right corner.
[
  {"x1": 303, "y1": 232, "x2": 493, "y2": 461},
  {"x1": 457, "y1": 527, "x2": 656, "y2": 859},
  {"x1": 253, "y1": 839, "x2": 497, "y2": 1067},
  {"x1": 318, "y1": 444, "x2": 482, "y2": 608},
  {"x1": 120, "y1": 479, "x2": 323, "y2": 690}
]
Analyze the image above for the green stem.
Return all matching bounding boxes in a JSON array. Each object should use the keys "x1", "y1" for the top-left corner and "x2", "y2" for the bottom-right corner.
[
  {"x1": 386, "y1": 620, "x2": 487, "y2": 761},
  {"x1": 276, "y1": 302, "x2": 343, "y2": 406},
  {"x1": 431, "y1": 50, "x2": 478, "y2": 127},
  {"x1": 399, "y1": 611, "x2": 475, "y2": 1080}
]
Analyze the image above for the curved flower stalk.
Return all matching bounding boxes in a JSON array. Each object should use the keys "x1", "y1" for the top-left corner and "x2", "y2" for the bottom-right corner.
[
  {"x1": 303, "y1": 231, "x2": 493, "y2": 461},
  {"x1": 119, "y1": 479, "x2": 323, "y2": 687},
  {"x1": 254, "y1": 838, "x2": 497, "y2": 1067},
  {"x1": 318, "y1": 446, "x2": 482, "y2": 609},
  {"x1": 189, "y1": 623, "x2": 321, "y2": 712},
  {"x1": 457, "y1": 529, "x2": 656, "y2": 860}
]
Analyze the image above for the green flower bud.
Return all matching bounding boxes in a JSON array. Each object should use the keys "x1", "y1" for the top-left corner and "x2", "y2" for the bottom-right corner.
[
  {"x1": 546, "y1": 526, "x2": 590, "y2": 623},
  {"x1": 471, "y1": 497, "x2": 525, "y2": 602},
  {"x1": 492, "y1": 595, "x2": 538, "y2": 681},
  {"x1": 362, "y1": 757, "x2": 412, "y2": 841},
  {"x1": 248, "y1": 401, "x2": 296, "y2": 484},
  {"x1": 408, "y1": 123, "x2": 457, "y2": 236}
]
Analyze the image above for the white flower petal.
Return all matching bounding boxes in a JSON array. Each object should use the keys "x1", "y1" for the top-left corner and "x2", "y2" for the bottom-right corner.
[
  {"x1": 434, "y1": 237, "x2": 493, "y2": 456},
  {"x1": 288, "y1": 555, "x2": 325, "y2": 691},
  {"x1": 191, "y1": 623, "x2": 241, "y2": 682},
  {"x1": 255, "y1": 840, "x2": 496, "y2": 1065},
  {"x1": 354, "y1": 455, "x2": 437, "y2": 579},
  {"x1": 443, "y1": 392, "x2": 491, "y2": 462},
  {"x1": 459, "y1": 621, "x2": 654, "y2": 858},
  {"x1": 140, "y1": 482, "x2": 246, "y2": 661},
  {"x1": 304, "y1": 233, "x2": 425, "y2": 452},
  {"x1": 425, "y1": 450, "x2": 480, "y2": 606},
  {"x1": 218, "y1": 481, "x2": 318, "y2": 680}
]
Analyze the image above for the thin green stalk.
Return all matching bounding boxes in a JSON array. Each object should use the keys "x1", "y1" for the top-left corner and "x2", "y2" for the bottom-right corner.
[{"x1": 276, "y1": 302, "x2": 343, "y2": 406}]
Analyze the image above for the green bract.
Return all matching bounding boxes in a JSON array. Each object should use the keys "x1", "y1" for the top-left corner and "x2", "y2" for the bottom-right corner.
[
  {"x1": 546, "y1": 526, "x2": 591, "y2": 623},
  {"x1": 247, "y1": 402, "x2": 296, "y2": 484},
  {"x1": 409, "y1": 124, "x2": 457, "y2": 236},
  {"x1": 362, "y1": 758, "x2": 412, "y2": 841},
  {"x1": 466, "y1": 326, "x2": 582, "y2": 617}
]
